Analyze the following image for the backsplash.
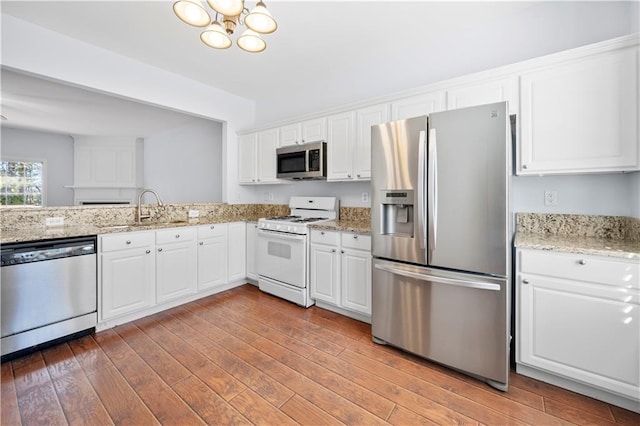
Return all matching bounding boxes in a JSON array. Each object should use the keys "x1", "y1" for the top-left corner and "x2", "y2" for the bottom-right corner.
[
  {"x1": 339, "y1": 207, "x2": 370, "y2": 222},
  {"x1": 517, "y1": 213, "x2": 640, "y2": 242},
  {"x1": 0, "y1": 203, "x2": 290, "y2": 231}
]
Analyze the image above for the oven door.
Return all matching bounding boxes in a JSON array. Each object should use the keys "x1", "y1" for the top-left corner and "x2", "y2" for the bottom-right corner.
[{"x1": 257, "y1": 229, "x2": 307, "y2": 288}]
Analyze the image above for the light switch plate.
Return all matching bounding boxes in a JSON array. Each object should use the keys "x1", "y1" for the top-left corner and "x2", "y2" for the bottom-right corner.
[{"x1": 45, "y1": 217, "x2": 64, "y2": 227}]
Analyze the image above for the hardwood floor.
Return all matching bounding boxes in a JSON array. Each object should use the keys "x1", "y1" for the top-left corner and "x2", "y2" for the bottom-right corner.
[{"x1": 2, "y1": 284, "x2": 638, "y2": 425}]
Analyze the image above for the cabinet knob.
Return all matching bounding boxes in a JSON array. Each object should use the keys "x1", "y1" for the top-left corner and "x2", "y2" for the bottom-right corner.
[
  {"x1": 357, "y1": 174, "x2": 361, "y2": 178},
  {"x1": 301, "y1": 139, "x2": 305, "y2": 143},
  {"x1": 145, "y1": 250, "x2": 151, "y2": 254},
  {"x1": 158, "y1": 248, "x2": 163, "y2": 252},
  {"x1": 211, "y1": 225, "x2": 215, "y2": 229},
  {"x1": 320, "y1": 231, "x2": 325, "y2": 235},
  {"x1": 252, "y1": 179, "x2": 256, "y2": 182},
  {"x1": 331, "y1": 249, "x2": 336, "y2": 253},
  {"x1": 199, "y1": 242, "x2": 204, "y2": 246},
  {"x1": 353, "y1": 235, "x2": 358, "y2": 239},
  {"x1": 577, "y1": 259, "x2": 587, "y2": 265},
  {"x1": 522, "y1": 164, "x2": 528, "y2": 170},
  {"x1": 175, "y1": 234, "x2": 180, "y2": 239},
  {"x1": 126, "y1": 240, "x2": 131, "y2": 245},
  {"x1": 341, "y1": 250, "x2": 344, "y2": 254},
  {"x1": 347, "y1": 174, "x2": 351, "y2": 178},
  {"x1": 522, "y1": 279, "x2": 530, "y2": 285}
]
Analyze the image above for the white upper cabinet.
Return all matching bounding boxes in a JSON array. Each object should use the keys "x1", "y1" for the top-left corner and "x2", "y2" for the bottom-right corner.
[
  {"x1": 256, "y1": 128, "x2": 280, "y2": 183},
  {"x1": 327, "y1": 104, "x2": 388, "y2": 181},
  {"x1": 302, "y1": 117, "x2": 327, "y2": 143},
  {"x1": 391, "y1": 91, "x2": 446, "y2": 120},
  {"x1": 238, "y1": 133, "x2": 257, "y2": 184},
  {"x1": 518, "y1": 46, "x2": 639, "y2": 175},
  {"x1": 279, "y1": 123, "x2": 301, "y2": 146},
  {"x1": 279, "y1": 118, "x2": 327, "y2": 146},
  {"x1": 447, "y1": 76, "x2": 518, "y2": 115},
  {"x1": 238, "y1": 129, "x2": 282, "y2": 185},
  {"x1": 355, "y1": 103, "x2": 389, "y2": 180},
  {"x1": 327, "y1": 111, "x2": 355, "y2": 181}
]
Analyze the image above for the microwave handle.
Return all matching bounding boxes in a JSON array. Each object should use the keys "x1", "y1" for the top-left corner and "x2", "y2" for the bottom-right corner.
[{"x1": 305, "y1": 149, "x2": 310, "y2": 172}]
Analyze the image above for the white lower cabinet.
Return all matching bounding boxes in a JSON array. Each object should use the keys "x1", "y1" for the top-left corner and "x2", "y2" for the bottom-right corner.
[
  {"x1": 156, "y1": 227, "x2": 197, "y2": 303},
  {"x1": 100, "y1": 221, "x2": 249, "y2": 326},
  {"x1": 228, "y1": 222, "x2": 246, "y2": 282},
  {"x1": 100, "y1": 231, "x2": 156, "y2": 321},
  {"x1": 197, "y1": 223, "x2": 228, "y2": 290},
  {"x1": 246, "y1": 222, "x2": 258, "y2": 280},
  {"x1": 516, "y1": 248, "x2": 640, "y2": 407},
  {"x1": 310, "y1": 230, "x2": 372, "y2": 321}
]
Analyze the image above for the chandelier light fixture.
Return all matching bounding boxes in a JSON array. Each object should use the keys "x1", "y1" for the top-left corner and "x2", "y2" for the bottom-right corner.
[{"x1": 173, "y1": 0, "x2": 277, "y2": 53}]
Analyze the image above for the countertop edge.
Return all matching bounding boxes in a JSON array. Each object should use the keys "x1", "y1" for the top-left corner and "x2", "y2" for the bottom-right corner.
[{"x1": 514, "y1": 232, "x2": 640, "y2": 260}]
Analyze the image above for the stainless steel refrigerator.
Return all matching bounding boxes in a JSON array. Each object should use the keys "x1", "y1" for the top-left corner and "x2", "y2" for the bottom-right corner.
[{"x1": 371, "y1": 101, "x2": 511, "y2": 391}]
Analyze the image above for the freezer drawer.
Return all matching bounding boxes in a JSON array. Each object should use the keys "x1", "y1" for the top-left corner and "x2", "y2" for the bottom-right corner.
[{"x1": 372, "y1": 258, "x2": 509, "y2": 388}]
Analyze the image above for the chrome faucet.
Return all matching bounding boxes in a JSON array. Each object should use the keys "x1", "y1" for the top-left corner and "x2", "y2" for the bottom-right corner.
[{"x1": 137, "y1": 189, "x2": 164, "y2": 223}]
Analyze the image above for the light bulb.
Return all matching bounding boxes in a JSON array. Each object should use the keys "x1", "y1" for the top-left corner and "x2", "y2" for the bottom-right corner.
[
  {"x1": 201, "y1": 21, "x2": 232, "y2": 49},
  {"x1": 173, "y1": 0, "x2": 211, "y2": 27}
]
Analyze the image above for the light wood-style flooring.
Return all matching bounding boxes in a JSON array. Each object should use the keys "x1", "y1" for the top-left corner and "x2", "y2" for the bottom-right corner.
[{"x1": 2, "y1": 284, "x2": 639, "y2": 425}]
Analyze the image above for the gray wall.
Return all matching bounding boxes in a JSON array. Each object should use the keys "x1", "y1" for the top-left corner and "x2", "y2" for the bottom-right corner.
[
  {"x1": 0, "y1": 127, "x2": 74, "y2": 206},
  {"x1": 144, "y1": 119, "x2": 224, "y2": 203}
]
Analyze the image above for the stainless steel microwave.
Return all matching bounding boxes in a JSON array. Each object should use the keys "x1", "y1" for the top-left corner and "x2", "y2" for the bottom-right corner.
[{"x1": 276, "y1": 141, "x2": 327, "y2": 180}]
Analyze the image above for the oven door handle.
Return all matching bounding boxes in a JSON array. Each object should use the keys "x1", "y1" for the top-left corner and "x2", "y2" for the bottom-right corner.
[{"x1": 258, "y1": 229, "x2": 307, "y2": 242}]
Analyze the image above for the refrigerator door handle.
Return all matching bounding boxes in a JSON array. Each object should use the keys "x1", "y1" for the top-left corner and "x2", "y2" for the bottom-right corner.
[
  {"x1": 417, "y1": 130, "x2": 427, "y2": 249},
  {"x1": 374, "y1": 263, "x2": 501, "y2": 291},
  {"x1": 428, "y1": 128, "x2": 438, "y2": 259}
]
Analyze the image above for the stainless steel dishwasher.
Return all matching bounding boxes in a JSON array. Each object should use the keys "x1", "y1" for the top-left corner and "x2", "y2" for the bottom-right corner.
[{"x1": 1, "y1": 236, "x2": 97, "y2": 357}]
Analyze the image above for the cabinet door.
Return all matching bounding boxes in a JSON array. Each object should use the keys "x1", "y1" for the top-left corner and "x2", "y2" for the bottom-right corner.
[
  {"x1": 280, "y1": 123, "x2": 301, "y2": 146},
  {"x1": 327, "y1": 111, "x2": 355, "y2": 180},
  {"x1": 519, "y1": 275, "x2": 640, "y2": 400},
  {"x1": 519, "y1": 47, "x2": 639, "y2": 174},
  {"x1": 310, "y1": 244, "x2": 339, "y2": 304},
  {"x1": 355, "y1": 103, "x2": 389, "y2": 180},
  {"x1": 447, "y1": 77, "x2": 517, "y2": 114},
  {"x1": 246, "y1": 222, "x2": 258, "y2": 280},
  {"x1": 238, "y1": 133, "x2": 257, "y2": 184},
  {"x1": 340, "y1": 249, "x2": 372, "y2": 315},
  {"x1": 156, "y1": 240, "x2": 197, "y2": 304},
  {"x1": 257, "y1": 128, "x2": 280, "y2": 184},
  {"x1": 228, "y1": 222, "x2": 246, "y2": 282},
  {"x1": 391, "y1": 91, "x2": 446, "y2": 120},
  {"x1": 101, "y1": 247, "x2": 155, "y2": 320},
  {"x1": 302, "y1": 117, "x2": 327, "y2": 143},
  {"x1": 198, "y1": 235, "x2": 228, "y2": 290}
]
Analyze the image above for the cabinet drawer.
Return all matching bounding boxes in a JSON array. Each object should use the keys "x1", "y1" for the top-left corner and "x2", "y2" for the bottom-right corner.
[
  {"x1": 101, "y1": 231, "x2": 154, "y2": 252},
  {"x1": 519, "y1": 249, "x2": 639, "y2": 289},
  {"x1": 341, "y1": 233, "x2": 371, "y2": 251},
  {"x1": 198, "y1": 223, "x2": 227, "y2": 239},
  {"x1": 156, "y1": 227, "x2": 196, "y2": 245},
  {"x1": 310, "y1": 229, "x2": 340, "y2": 246}
]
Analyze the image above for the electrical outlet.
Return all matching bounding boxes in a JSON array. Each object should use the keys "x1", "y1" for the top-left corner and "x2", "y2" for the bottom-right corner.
[
  {"x1": 188, "y1": 210, "x2": 199, "y2": 218},
  {"x1": 362, "y1": 192, "x2": 369, "y2": 203},
  {"x1": 268, "y1": 192, "x2": 274, "y2": 201},
  {"x1": 45, "y1": 217, "x2": 64, "y2": 227},
  {"x1": 544, "y1": 190, "x2": 558, "y2": 206}
]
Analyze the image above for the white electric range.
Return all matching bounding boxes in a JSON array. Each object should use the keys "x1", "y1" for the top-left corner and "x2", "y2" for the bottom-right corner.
[{"x1": 257, "y1": 196, "x2": 339, "y2": 307}]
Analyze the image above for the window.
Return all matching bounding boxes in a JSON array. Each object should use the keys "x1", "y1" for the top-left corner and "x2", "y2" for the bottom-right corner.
[{"x1": 0, "y1": 160, "x2": 45, "y2": 206}]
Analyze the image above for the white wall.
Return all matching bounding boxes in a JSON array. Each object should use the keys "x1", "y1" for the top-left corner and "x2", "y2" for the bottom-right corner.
[
  {"x1": 1, "y1": 14, "x2": 255, "y2": 205},
  {"x1": 0, "y1": 127, "x2": 74, "y2": 206},
  {"x1": 512, "y1": 173, "x2": 640, "y2": 218},
  {"x1": 145, "y1": 119, "x2": 223, "y2": 203}
]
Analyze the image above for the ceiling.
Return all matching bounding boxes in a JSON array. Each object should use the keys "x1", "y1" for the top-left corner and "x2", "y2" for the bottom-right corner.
[{"x1": 1, "y1": 1, "x2": 634, "y2": 137}]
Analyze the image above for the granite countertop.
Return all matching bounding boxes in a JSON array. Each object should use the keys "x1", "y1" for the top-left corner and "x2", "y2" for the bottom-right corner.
[
  {"x1": 309, "y1": 219, "x2": 371, "y2": 234},
  {"x1": 0, "y1": 215, "x2": 251, "y2": 244},
  {"x1": 515, "y1": 232, "x2": 640, "y2": 260}
]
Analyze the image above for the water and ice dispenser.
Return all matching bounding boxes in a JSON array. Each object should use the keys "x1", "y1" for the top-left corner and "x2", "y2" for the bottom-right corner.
[{"x1": 379, "y1": 190, "x2": 414, "y2": 237}]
